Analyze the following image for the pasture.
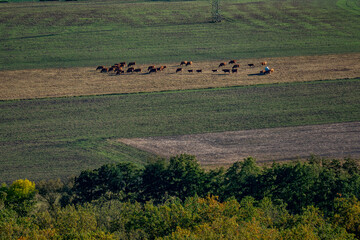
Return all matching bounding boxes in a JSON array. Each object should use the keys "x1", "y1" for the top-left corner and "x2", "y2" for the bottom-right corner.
[
  {"x1": 1, "y1": 78, "x2": 360, "y2": 182},
  {"x1": 1, "y1": 53, "x2": 360, "y2": 100},
  {"x1": 0, "y1": 0, "x2": 359, "y2": 70}
]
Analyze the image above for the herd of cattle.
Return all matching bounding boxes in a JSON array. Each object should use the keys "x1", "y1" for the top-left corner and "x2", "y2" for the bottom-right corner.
[{"x1": 95, "y1": 60, "x2": 274, "y2": 75}]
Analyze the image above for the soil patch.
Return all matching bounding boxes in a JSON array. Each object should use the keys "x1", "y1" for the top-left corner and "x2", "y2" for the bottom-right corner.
[
  {"x1": 117, "y1": 122, "x2": 360, "y2": 165},
  {"x1": 1, "y1": 53, "x2": 359, "y2": 100}
]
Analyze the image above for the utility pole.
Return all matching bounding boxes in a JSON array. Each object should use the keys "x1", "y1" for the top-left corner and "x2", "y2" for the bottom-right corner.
[{"x1": 211, "y1": 0, "x2": 222, "y2": 23}]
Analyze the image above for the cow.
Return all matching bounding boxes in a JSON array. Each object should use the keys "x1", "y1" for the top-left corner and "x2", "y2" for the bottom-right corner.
[
  {"x1": 176, "y1": 68, "x2": 182, "y2": 73},
  {"x1": 248, "y1": 63, "x2": 255, "y2": 67},
  {"x1": 96, "y1": 66, "x2": 104, "y2": 70},
  {"x1": 261, "y1": 61, "x2": 267, "y2": 65},
  {"x1": 188, "y1": 69, "x2": 193, "y2": 73},
  {"x1": 116, "y1": 70, "x2": 124, "y2": 75},
  {"x1": 232, "y1": 64, "x2": 240, "y2": 68},
  {"x1": 128, "y1": 62, "x2": 136, "y2": 67},
  {"x1": 229, "y1": 60, "x2": 237, "y2": 64},
  {"x1": 100, "y1": 68, "x2": 108, "y2": 73},
  {"x1": 148, "y1": 65, "x2": 156, "y2": 71},
  {"x1": 119, "y1": 62, "x2": 126, "y2": 65},
  {"x1": 157, "y1": 66, "x2": 166, "y2": 71},
  {"x1": 149, "y1": 68, "x2": 157, "y2": 73},
  {"x1": 127, "y1": 67, "x2": 135, "y2": 73},
  {"x1": 196, "y1": 69, "x2": 202, "y2": 73},
  {"x1": 134, "y1": 68, "x2": 142, "y2": 73},
  {"x1": 219, "y1": 62, "x2": 226, "y2": 67},
  {"x1": 222, "y1": 69, "x2": 231, "y2": 73},
  {"x1": 180, "y1": 61, "x2": 188, "y2": 65},
  {"x1": 186, "y1": 61, "x2": 193, "y2": 66},
  {"x1": 212, "y1": 69, "x2": 218, "y2": 72},
  {"x1": 232, "y1": 68, "x2": 238, "y2": 73}
]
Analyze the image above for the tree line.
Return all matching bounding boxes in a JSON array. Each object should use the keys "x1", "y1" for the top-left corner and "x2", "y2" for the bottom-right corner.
[{"x1": 1, "y1": 154, "x2": 360, "y2": 239}]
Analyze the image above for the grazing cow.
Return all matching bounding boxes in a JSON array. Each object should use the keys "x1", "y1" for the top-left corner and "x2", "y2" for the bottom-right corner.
[
  {"x1": 116, "y1": 70, "x2": 124, "y2": 75},
  {"x1": 212, "y1": 69, "x2": 218, "y2": 73},
  {"x1": 229, "y1": 60, "x2": 237, "y2": 64},
  {"x1": 148, "y1": 65, "x2": 155, "y2": 71},
  {"x1": 232, "y1": 64, "x2": 240, "y2": 68},
  {"x1": 188, "y1": 69, "x2": 193, "y2": 73},
  {"x1": 180, "y1": 61, "x2": 188, "y2": 65},
  {"x1": 196, "y1": 69, "x2": 202, "y2": 73},
  {"x1": 222, "y1": 69, "x2": 231, "y2": 73},
  {"x1": 100, "y1": 68, "x2": 108, "y2": 73},
  {"x1": 120, "y1": 62, "x2": 126, "y2": 65},
  {"x1": 128, "y1": 62, "x2": 136, "y2": 67},
  {"x1": 232, "y1": 68, "x2": 238, "y2": 73},
  {"x1": 248, "y1": 63, "x2": 255, "y2": 67},
  {"x1": 134, "y1": 68, "x2": 142, "y2": 73},
  {"x1": 96, "y1": 66, "x2": 104, "y2": 70},
  {"x1": 186, "y1": 61, "x2": 193, "y2": 66},
  {"x1": 261, "y1": 61, "x2": 267, "y2": 65},
  {"x1": 219, "y1": 62, "x2": 226, "y2": 67},
  {"x1": 127, "y1": 67, "x2": 135, "y2": 73},
  {"x1": 176, "y1": 68, "x2": 182, "y2": 73},
  {"x1": 149, "y1": 68, "x2": 157, "y2": 73},
  {"x1": 157, "y1": 66, "x2": 166, "y2": 71},
  {"x1": 108, "y1": 67, "x2": 115, "y2": 72}
]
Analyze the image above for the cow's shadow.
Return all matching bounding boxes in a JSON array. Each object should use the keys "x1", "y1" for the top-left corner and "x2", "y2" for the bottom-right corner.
[{"x1": 248, "y1": 73, "x2": 264, "y2": 76}]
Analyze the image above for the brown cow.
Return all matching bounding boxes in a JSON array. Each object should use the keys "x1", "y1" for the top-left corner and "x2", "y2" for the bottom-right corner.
[
  {"x1": 222, "y1": 69, "x2": 231, "y2": 73},
  {"x1": 229, "y1": 60, "x2": 237, "y2": 64},
  {"x1": 196, "y1": 69, "x2": 202, "y2": 73},
  {"x1": 176, "y1": 68, "x2": 182, "y2": 73},
  {"x1": 127, "y1": 67, "x2": 135, "y2": 73},
  {"x1": 261, "y1": 61, "x2": 267, "y2": 65},
  {"x1": 219, "y1": 62, "x2": 226, "y2": 67},
  {"x1": 128, "y1": 62, "x2": 136, "y2": 67},
  {"x1": 180, "y1": 61, "x2": 188, "y2": 65},
  {"x1": 116, "y1": 70, "x2": 124, "y2": 75},
  {"x1": 157, "y1": 66, "x2": 166, "y2": 71},
  {"x1": 148, "y1": 65, "x2": 156, "y2": 71},
  {"x1": 186, "y1": 61, "x2": 193, "y2": 66},
  {"x1": 232, "y1": 64, "x2": 240, "y2": 68}
]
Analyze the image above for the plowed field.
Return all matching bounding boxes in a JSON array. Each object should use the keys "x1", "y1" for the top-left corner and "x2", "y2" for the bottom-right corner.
[{"x1": 118, "y1": 122, "x2": 360, "y2": 165}]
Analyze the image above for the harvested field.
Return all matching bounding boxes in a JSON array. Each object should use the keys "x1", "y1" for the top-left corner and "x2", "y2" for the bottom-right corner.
[
  {"x1": 118, "y1": 122, "x2": 360, "y2": 166},
  {"x1": 1, "y1": 53, "x2": 360, "y2": 100}
]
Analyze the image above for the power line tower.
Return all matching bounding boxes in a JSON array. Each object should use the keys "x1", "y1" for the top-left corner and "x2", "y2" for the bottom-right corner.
[{"x1": 211, "y1": 0, "x2": 222, "y2": 23}]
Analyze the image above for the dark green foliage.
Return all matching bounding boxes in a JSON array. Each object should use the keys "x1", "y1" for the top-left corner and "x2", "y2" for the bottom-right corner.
[
  {"x1": 165, "y1": 154, "x2": 205, "y2": 201},
  {"x1": 72, "y1": 162, "x2": 142, "y2": 203}
]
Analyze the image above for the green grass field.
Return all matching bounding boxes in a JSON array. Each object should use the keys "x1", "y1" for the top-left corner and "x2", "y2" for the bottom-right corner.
[
  {"x1": 1, "y1": 79, "x2": 359, "y2": 182},
  {"x1": 0, "y1": 0, "x2": 359, "y2": 70}
]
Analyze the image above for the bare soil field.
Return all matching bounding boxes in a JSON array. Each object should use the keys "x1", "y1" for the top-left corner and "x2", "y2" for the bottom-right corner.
[
  {"x1": 118, "y1": 122, "x2": 360, "y2": 166},
  {"x1": 1, "y1": 53, "x2": 359, "y2": 100}
]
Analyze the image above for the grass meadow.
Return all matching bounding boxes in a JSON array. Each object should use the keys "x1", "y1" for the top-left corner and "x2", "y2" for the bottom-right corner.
[
  {"x1": 1, "y1": 79, "x2": 360, "y2": 182},
  {"x1": 0, "y1": 0, "x2": 359, "y2": 70}
]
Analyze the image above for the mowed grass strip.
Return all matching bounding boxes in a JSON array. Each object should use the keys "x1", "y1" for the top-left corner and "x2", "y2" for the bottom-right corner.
[
  {"x1": 0, "y1": 0, "x2": 359, "y2": 70},
  {"x1": 1, "y1": 79, "x2": 359, "y2": 182}
]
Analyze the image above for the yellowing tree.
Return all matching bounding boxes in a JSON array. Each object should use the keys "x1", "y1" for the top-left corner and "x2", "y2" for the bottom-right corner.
[{"x1": 5, "y1": 179, "x2": 37, "y2": 216}]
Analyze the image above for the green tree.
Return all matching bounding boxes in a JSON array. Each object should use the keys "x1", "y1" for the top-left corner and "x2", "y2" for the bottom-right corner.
[
  {"x1": 223, "y1": 157, "x2": 261, "y2": 201},
  {"x1": 165, "y1": 154, "x2": 205, "y2": 200}
]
